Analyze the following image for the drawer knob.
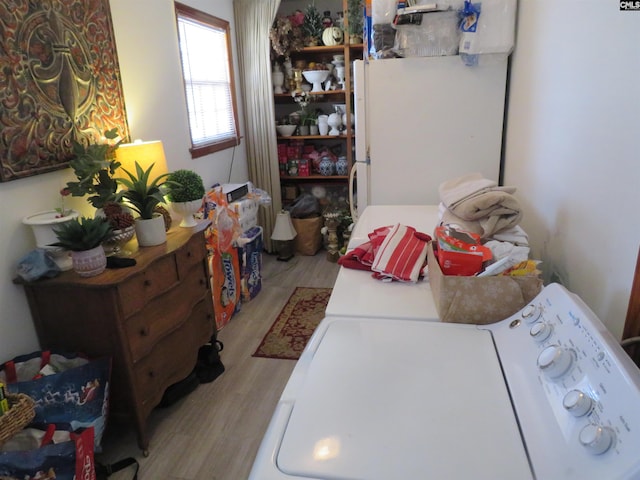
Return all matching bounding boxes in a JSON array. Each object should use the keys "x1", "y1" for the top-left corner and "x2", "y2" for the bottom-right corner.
[
  {"x1": 186, "y1": 251, "x2": 192, "y2": 258},
  {"x1": 148, "y1": 370, "x2": 155, "y2": 378},
  {"x1": 139, "y1": 327, "x2": 150, "y2": 336},
  {"x1": 143, "y1": 279, "x2": 151, "y2": 287}
]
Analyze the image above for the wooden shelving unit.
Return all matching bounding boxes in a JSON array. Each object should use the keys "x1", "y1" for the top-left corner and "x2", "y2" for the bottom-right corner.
[{"x1": 273, "y1": 1, "x2": 363, "y2": 207}]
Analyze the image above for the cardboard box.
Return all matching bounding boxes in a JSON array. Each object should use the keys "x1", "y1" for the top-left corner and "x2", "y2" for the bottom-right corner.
[{"x1": 427, "y1": 242, "x2": 542, "y2": 325}]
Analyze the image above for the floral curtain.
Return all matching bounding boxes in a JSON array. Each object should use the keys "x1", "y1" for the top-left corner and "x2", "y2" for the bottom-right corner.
[{"x1": 233, "y1": 0, "x2": 281, "y2": 252}]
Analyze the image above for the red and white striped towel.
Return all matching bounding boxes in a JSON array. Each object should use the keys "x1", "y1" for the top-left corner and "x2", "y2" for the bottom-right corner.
[
  {"x1": 371, "y1": 223, "x2": 429, "y2": 283},
  {"x1": 338, "y1": 225, "x2": 392, "y2": 271}
]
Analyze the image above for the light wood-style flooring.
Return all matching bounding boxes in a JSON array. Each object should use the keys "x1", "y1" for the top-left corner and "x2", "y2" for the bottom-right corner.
[{"x1": 98, "y1": 251, "x2": 340, "y2": 479}]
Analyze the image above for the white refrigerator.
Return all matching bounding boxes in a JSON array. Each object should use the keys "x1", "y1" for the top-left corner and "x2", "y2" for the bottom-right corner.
[{"x1": 351, "y1": 55, "x2": 508, "y2": 219}]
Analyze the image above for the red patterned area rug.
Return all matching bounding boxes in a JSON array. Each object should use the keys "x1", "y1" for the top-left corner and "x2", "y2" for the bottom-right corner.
[{"x1": 252, "y1": 287, "x2": 332, "y2": 360}]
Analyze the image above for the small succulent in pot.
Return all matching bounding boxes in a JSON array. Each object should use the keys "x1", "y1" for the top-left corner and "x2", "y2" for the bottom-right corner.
[
  {"x1": 165, "y1": 170, "x2": 205, "y2": 203},
  {"x1": 51, "y1": 216, "x2": 113, "y2": 252}
]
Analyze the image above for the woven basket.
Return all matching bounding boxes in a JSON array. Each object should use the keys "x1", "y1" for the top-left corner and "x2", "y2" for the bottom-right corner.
[{"x1": 0, "y1": 393, "x2": 35, "y2": 447}]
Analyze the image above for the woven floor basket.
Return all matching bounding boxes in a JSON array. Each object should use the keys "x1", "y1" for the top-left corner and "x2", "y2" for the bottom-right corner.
[{"x1": 0, "y1": 393, "x2": 35, "y2": 447}]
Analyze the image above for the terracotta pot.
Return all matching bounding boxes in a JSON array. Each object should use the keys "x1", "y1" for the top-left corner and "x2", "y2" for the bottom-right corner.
[
  {"x1": 71, "y1": 245, "x2": 107, "y2": 277},
  {"x1": 135, "y1": 214, "x2": 167, "y2": 246}
]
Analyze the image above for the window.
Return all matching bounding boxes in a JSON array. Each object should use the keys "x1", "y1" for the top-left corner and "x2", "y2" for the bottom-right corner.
[{"x1": 175, "y1": 3, "x2": 240, "y2": 158}]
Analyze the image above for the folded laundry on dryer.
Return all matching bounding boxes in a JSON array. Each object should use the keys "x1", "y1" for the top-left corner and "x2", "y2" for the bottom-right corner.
[{"x1": 438, "y1": 173, "x2": 522, "y2": 238}]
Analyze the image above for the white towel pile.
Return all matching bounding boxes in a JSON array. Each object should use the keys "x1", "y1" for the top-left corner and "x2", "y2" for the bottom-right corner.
[
  {"x1": 438, "y1": 172, "x2": 523, "y2": 240},
  {"x1": 438, "y1": 173, "x2": 531, "y2": 275}
]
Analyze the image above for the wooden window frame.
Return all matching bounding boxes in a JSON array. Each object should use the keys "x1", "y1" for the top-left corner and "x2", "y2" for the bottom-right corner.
[{"x1": 175, "y1": 2, "x2": 241, "y2": 158}]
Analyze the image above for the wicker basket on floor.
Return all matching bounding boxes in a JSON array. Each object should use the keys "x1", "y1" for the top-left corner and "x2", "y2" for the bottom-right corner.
[{"x1": 0, "y1": 393, "x2": 35, "y2": 447}]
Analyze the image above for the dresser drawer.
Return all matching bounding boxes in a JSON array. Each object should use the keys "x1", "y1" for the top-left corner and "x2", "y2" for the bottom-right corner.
[
  {"x1": 118, "y1": 254, "x2": 179, "y2": 317},
  {"x1": 125, "y1": 264, "x2": 210, "y2": 363},
  {"x1": 133, "y1": 298, "x2": 214, "y2": 412},
  {"x1": 176, "y1": 233, "x2": 207, "y2": 280}
]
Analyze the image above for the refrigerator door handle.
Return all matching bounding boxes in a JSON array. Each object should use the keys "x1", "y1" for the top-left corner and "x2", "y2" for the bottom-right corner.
[{"x1": 349, "y1": 162, "x2": 358, "y2": 221}]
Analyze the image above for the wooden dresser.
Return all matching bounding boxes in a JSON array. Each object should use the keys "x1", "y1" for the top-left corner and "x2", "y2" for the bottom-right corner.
[{"x1": 21, "y1": 221, "x2": 214, "y2": 453}]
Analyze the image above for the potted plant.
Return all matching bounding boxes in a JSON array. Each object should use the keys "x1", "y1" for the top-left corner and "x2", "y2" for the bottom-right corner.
[
  {"x1": 165, "y1": 170, "x2": 206, "y2": 228},
  {"x1": 51, "y1": 216, "x2": 112, "y2": 277},
  {"x1": 117, "y1": 161, "x2": 172, "y2": 246},
  {"x1": 292, "y1": 91, "x2": 318, "y2": 135},
  {"x1": 303, "y1": 4, "x2": 323, "y2": 46},
  {"x1": 65, "y1": 128, "x2": 123, "y2": 210},
  {"x1": 347, "y1": 0, "x2": 364, "y2": 44}
]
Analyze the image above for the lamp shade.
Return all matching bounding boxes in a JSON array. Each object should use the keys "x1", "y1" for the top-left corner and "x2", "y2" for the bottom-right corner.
[
  {"x1": 271, "y1": 211, "x2": 297, "y2": 241},
  {"x1": 114, "y1": 140, "x2": 169, "y2": 180}
]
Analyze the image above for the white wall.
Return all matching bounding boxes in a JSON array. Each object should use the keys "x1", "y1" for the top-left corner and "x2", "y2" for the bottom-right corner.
[
  {"x1": 0, "y1": 0, "x2": 247, "y2": 361},
  {"x1": 109, "y1": 0, "x2": 248, "y2": 186},
  {"x1": 504, "y1": 0, "x2": 640, "y2": 338}
]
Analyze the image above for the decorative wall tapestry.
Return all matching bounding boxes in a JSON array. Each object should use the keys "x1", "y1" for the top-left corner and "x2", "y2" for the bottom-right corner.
[{"x1": 0, "y1": 0, "x2": 130, "y2": 182}]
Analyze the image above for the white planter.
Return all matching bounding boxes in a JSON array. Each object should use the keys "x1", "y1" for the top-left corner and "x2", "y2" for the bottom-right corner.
[
  {"x1": 170, "y1": 199, "x2": 202, "y2": 228},
  {"x1": 135, "y1": 214, "x2": 167, "y2": 246},
  {"x1": 22, "y1": 210, "x2": 80, "y2": 271},
  {"x1": 71, "y1": 245, "x2": 107, "y2": 277}
]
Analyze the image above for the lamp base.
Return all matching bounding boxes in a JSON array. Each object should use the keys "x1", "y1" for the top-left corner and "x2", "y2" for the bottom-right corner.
[{"x1": 275, "y1": 240, "x2": 294, "y2": 262}]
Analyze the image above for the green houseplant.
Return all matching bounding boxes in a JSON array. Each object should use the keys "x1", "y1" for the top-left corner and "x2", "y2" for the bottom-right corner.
[
  {"x1": 303, "y1": 4, "x2": 323, "y2": 46},
  {"x1": 51, "y1": 217, "x2": 112, "y2": 277},
  {"x1": 117, "y1": 161, "x2": 172, "y2": 246},
  {"x1": 165, "y1": 170, "x2": 206, "y2": 228},
  {"x1": 347, "y1": 0, "x2": 364, "y2": 43},
  {"x1": 65, "y1": 129, "x2": 123, "y2": 209},
  {"x1": 165, "y1": 170, "x2": 205, "y2": 203}
]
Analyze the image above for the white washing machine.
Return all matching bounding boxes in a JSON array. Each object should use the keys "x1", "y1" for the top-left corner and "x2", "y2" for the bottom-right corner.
[
  {"x1": 250, "y1": 284, "x2": 640, "y2": 479},
  {"x1": 326, "y1": 205, "x2": 441, "y2": 320}
]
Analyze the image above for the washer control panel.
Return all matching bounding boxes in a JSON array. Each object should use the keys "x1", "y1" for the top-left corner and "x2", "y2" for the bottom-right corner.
[{"x1": 487, "y1": 283, "x2": 640, "y2": 479}]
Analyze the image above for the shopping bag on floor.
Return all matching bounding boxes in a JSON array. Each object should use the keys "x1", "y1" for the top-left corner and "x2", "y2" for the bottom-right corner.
[
  {"x1": 291, "y1": 216, "x2": 323, "y2": 255},
  {"x1": 0, "y1": 426, "x2": 95, "y2": 480},
  {"x1": 0, "y1": 351, "x2": 111, "y2": 452}
]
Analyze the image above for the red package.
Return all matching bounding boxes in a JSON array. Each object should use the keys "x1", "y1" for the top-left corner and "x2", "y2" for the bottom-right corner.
[
  {"x1": 434, "y1": 226, "x2": 492, "y2": 261},
  {"x1": 436, "y1": 247, "x2": 484, "y2": 276},
  {"x1": 298, "y1": 158, "x2": 310, "y2": 176},
  {"x1": 434, "y1": 225, "x2": 491, "y2": 276}
]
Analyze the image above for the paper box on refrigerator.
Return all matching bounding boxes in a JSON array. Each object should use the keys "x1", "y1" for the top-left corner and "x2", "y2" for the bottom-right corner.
[{"x1": 427, "y1": 242, "x2": 542, "y2": 325}]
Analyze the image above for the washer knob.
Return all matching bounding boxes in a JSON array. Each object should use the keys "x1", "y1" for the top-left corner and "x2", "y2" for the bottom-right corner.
[
  {"x1": 563, "y1": 390, "x2": 593, "y2": 417},
  {"x1": 537, "y1": 345, "x2": 573, "y2": 378},
  {"x1": 521, "y1": 304, "x2": 542, "y2": 323},
  {"x1": 579, "y1": 424, "x2": 615, "y2": 455},
  {"x1": 530, "y1": 322, "x2": 552, "y2": 343}
]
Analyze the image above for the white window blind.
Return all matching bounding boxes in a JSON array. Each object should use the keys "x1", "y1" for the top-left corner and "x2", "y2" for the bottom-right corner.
[{"x1": 176, "y1": 7, "x2": 238, "y2": 155}]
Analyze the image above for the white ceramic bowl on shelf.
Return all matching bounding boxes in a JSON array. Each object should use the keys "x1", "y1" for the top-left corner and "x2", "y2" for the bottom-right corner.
[
  {"x1": 302, "y1": 70, "x2": 330, "y2": 92},
  {"x1": 276, "y1": 124, "x2": 297, "y2": 136}
]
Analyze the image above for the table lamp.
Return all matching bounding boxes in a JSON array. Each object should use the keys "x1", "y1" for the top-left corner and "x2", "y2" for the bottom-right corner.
[
  {"x1": 271, "y1": 210, "x2": 297, "y2": 261},
  {"x1": 114, "y1": 140, "x2": 169, "y2": 180}
]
